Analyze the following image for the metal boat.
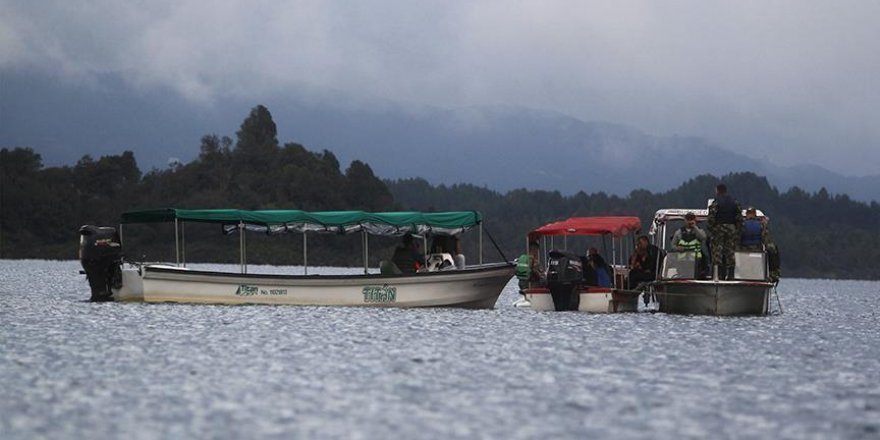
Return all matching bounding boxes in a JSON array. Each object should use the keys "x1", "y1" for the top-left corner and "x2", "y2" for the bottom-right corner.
[{"x1": 648, "y1": 208, "x2": 776, "y2": 316}]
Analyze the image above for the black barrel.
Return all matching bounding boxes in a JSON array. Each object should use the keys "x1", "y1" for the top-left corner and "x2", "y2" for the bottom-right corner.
[
  {"x1": 546, "y1": 250, "x2": 583, "y2": 311},
  {"x1": 79, "y1": 225, "x2": 122, "y2": 302}
]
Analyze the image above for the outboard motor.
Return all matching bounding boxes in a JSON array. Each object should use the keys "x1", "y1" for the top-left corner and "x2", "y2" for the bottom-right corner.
[
  {"x1": 546, "y1": 250, "x2": 583, "y2": 311},
  {"x1": 79, "y1": 225, "x2": 122, "y2": 302}
]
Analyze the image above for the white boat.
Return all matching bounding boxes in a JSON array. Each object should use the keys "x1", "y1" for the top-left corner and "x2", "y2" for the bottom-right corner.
[
  {"x1": 80, "y1": 209, "x2": 515, "y2": 309},
  {"x1": 521, "y1": 216, "x2": 643, "y2": 313},
  {"x1": 648, "y1": 208, "x2": 776, "y2": 316}
]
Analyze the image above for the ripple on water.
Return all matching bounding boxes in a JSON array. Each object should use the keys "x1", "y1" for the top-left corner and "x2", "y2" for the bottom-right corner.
[{"x1": 1, "y1": 261, "x2": 879, "y2": 439}]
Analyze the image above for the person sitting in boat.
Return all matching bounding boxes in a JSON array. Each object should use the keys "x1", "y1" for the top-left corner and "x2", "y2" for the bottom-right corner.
[
  {"x1": 739, "y1": 207, "x2": 781, "y2": 281},
  {"x1": 671, "y1": 212, "x2": 708, "y2": 277},
  {"x1": 582, "y1": 248, "x2": 612, "y2": 287},
  {"x1": 739, "y1": 207, "x2": 768, "y2": 252},
  {"x1": 515, "y1": 241, "x2": 544, "y2": 297},
  {"x1": 628, "y1": 235, "x2": 660, "y2": 289},
  {"x1": 391, "y1": 234, "x2": 425, "y2": 273}
]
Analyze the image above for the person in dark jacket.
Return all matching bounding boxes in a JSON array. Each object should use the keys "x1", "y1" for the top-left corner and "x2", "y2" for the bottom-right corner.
[
  {"x1": 708, "y1": 184, "x2": 743, "y2": 280},
  {"x1": 629, "y1": 235, "x2": 660, "y2": 289},
  {"x1": 391, "y1": 234, "x2": 425, "y2": 273}
]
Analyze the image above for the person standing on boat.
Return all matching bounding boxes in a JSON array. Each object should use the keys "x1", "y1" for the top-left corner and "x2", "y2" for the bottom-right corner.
[
  {"x1": 516, "y1": 241, "x2": 543, "y2": 294},
  {"x1": 671, "y1": 211, "x2": 708, "y2": 277},
  {"x1": 707, "y1": 183, "x2": 743, "y2": 280},
  {"x1": 391, "y1": 234, "x2": 425, "y2": 273}
]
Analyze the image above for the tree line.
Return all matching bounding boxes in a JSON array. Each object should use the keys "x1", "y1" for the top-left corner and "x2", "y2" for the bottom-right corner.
[{"x1": 2, "y1": 105, "x2": 879, "y2": 279}]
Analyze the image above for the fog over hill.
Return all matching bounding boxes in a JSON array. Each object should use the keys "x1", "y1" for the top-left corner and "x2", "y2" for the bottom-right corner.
[{"x1": 3, "y1": 72, "x2": 878, "y2": 202}]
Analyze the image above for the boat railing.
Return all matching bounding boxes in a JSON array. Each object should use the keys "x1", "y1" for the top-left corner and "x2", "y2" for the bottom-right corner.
[{"x1": 660, "y1": 250, "x2": 769, "y2": 281}]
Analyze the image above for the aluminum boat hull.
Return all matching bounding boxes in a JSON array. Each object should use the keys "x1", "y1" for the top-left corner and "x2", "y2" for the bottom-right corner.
[{"x1": 653, "y1": 280, "x2": 772, "y2": 316}]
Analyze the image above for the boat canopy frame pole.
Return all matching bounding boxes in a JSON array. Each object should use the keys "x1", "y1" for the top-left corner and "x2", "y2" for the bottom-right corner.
[
  {"x1": 119, "y1": 225, "x2": 124, "y2": 248},
  {"x1": 303, "y1": 232, "x2": 308, "y2": 275},
  {"x1": 479, "y1": 223, "x2": 484, "y2": 265},
  {"x1": 239, "y1": 221, "x2": 245, "y2": 274},
  {"x1": 181, "y1": 222, "x2": 186, "y2": 268},
  {"x1": 611, "y1": 236, "x2": 617, "y2": 267},
  {"x1": 175, "y1": 222, "x2": 181, "y2": 265},
  {"x1": 362, "y1": 230, "x2": 369, "y2": 275},
  {"x1": 422, "y1": 235, "x2": 428, "y2": 263}
]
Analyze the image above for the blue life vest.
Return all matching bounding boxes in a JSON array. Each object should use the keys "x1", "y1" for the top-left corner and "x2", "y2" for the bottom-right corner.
[{"x1": 741, "y1": 219, "x2": 763, "y2": 247}]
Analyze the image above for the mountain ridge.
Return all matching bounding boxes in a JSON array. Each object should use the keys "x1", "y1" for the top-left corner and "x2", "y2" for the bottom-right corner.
[{"x1": 3, "y1": 70, "x2": 878, "y2": 202}]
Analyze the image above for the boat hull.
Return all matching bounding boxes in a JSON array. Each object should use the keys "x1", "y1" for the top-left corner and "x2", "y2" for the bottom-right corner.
[
  {"x1": 525, "y1": 287, "x2": 640, "y2": 313},
  {"x1": 114, "y1": 263, "x2": 515, "y2": 309},
  {"x1": 653, "y1": 280, "x2": 772, "y2": 316}
]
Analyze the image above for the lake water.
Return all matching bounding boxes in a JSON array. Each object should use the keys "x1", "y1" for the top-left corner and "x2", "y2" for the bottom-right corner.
[{"x1": 1, "y1": 260, "x2": 879, "y2": 439}]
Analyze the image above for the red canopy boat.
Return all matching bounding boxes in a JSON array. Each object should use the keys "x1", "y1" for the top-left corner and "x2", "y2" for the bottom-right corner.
[{"x1": 522, "y1": 216, "x2": 644, "y2": 313}]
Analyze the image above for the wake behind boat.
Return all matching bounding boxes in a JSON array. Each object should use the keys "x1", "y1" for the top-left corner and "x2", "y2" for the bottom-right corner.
[{"x1": 79, "y1": 209, "x2": 514, "y2": 309}]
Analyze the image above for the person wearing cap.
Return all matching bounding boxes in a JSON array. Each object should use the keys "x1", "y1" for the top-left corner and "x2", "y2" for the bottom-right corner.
[
  {"x1": 671, "y1": 211, "x2": 708, "y2": 277},
  {"x1": 739, "y1": 207, "x2": 781, "y2": 281},
  {"x1": 707, "y1": 183, "x2": 743, "y2": 280},
  {"x1": 740, "y1": 207, "x2": 768, "y2": 252}
]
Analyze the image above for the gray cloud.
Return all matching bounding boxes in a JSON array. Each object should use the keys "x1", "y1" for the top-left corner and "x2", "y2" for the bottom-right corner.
[{"x1": 2, "y1": 0, "x2": 879, "y2": 175}]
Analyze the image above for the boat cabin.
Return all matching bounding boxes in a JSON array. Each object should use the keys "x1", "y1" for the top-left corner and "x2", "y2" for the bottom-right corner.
[{"x1": 649, "y1": 208, "x2": 771, "y2": 282}]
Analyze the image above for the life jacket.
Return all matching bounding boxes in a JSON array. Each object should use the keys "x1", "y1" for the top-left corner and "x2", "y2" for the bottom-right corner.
[
  {"x1": 677, "y1": 227, "x2": 702, "y2": 258},
  {"x1": 515, "y1": 254, "x2": 532, "y2": 280},
  {"x1": 741, "y1": 219, "x2": 763, "y2": 247},
  {"x1": 714, "y1": 195, "x2": 738, "y2": 224}
]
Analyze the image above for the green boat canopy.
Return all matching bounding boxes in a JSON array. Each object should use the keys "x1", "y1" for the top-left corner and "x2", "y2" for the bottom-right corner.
[{"x1": 120, "y1": 208, "x2": 482, "y2": 236}]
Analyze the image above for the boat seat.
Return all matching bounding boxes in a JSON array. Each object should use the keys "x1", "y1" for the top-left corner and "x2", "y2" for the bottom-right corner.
[{"x1": 425, "y1": 253, "x2": 455, "y2": 272}]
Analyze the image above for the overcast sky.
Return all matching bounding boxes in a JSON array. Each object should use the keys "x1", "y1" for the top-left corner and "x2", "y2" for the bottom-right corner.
[{"x1": 2, "y1": 1, "x2": 879, "y2": 176}]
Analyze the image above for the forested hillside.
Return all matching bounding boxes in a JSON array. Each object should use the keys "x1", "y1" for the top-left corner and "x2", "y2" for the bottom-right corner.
[
  {"x1": 387, "y1": 174, "x2": 880, "y2": 279},
  {"x1": 3, "y1": 105, "x2": 879, "y2": 278}
]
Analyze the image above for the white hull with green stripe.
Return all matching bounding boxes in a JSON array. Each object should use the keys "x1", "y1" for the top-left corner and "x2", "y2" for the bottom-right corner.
[
  {"x1": 114, "y1": 263, "x2": 514, "y2": 308},
  {"x1": 80, "y1": 208, "x2": 515, "y2": 309}
]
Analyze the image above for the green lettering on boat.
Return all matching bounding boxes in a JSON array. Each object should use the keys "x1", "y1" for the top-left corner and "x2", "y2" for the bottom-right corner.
[{"x1": 362, "y1": 285, "x2": 397, "y2": 303}]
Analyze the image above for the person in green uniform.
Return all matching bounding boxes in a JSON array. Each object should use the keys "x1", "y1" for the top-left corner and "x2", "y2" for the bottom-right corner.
[{"x1": 707, "y1": 184, "x2": 743, "y2": 280}]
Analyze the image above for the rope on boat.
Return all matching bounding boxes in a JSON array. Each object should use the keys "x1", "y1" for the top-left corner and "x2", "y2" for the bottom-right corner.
[
  {"x1": 481, "y1": 225, "x2": 510, "y2": 263},
  {"x1": 771, "y1": 282, "x2": 784, "y2": 315}
]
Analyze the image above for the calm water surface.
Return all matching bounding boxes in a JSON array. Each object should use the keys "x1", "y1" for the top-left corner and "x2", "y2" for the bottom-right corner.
[{"x1": 1, "y1": 260, "x2": 879, "y2": 439}]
